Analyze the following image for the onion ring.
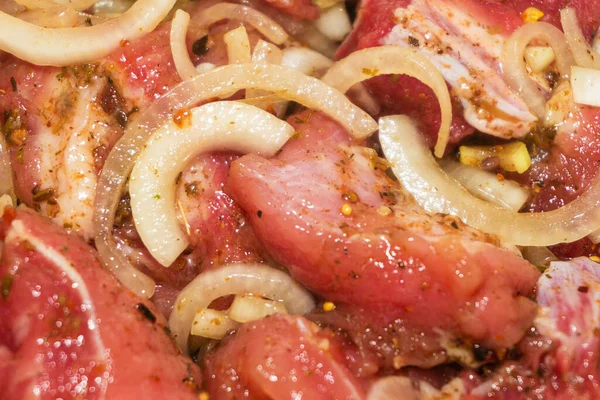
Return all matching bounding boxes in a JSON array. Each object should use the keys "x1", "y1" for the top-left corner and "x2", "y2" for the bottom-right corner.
[
  {"x1": 501, "y1": 22, "x2": 574, "y2": 119},
  {"x1": 0, "y1": 0, "x2": 176, "y2": 66},
  {"x1": 561, "y1": 8, "x2": 600, "y2": 70},
  {"x1": 170, "y1": 9, "x2": 197, "y2": 81},
  {"x1": 94, "y1": 63, "x2": 376, "y2": 297},
  {"x1": 129, "y1": 102, "x2": 295, "y2": 267},
  {"x1": 195, "y1": 3, "x2": 288, "y2": 45},
  {"x1": 169, "y1": 263, "x2": 315, "y2": 353},
  {"x1": 379, "y1": 115, "x2": 600, "y2": 246},
  {"x1": 321, "y1": 45, "x2": 452, "y2": 157}
]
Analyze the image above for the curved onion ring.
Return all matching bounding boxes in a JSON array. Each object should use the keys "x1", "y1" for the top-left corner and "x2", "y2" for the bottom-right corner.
[
  {"x1": 94, "y1": 63, "x2": 376, "y2": 297},
  {"x1": 501, "y1": 22, "x2": 574, "y2": 119},
  {"x1": 169, "y1": 263, "x2": 315, "y2": 353},
  {"x1": 129, "y1": 102, "x2": 295, "y2": 267},
  {"x1": 196, "y1": 3, "x2": 288, "y2": 45},
  {"x1": 0, "y1": 0, "x2": 175, "y2": 66},
  {"x1": 170, "y1": 9, "x2": 197, "y2": 81},
  {"x1": 0, "y1": 133, "x2": 15, "y2": 202},
  {"x1": 321, "y1": 45, "x2": 452, "y2": 157},
  {"x1": 561, "y1": 8, "x2": 600, "y2": 70},
  {"x1": 15, "y1": 0, "x2": 97, "y2": 11},
  {"x1": 379, "y1": 115, "x2": 600, "y2": 246}
]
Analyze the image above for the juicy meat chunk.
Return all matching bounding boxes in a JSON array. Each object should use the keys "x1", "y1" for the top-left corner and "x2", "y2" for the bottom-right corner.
[
  {"x1": 204, "y1": 314, "x2": 366, "y2": 399},
  {"x1": 226, "y1": 111, "x2": 540, "y2": 369},
  {"x1": 0, "y1": 207, "x2": 201, "y2": 399}
]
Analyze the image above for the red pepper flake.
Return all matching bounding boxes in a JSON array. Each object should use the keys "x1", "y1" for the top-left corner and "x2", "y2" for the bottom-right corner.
[{"x1": 578, "y1": 285, "x2": 589, "y2": 293}]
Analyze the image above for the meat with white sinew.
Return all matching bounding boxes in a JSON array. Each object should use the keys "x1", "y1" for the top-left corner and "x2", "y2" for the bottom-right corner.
[{"x1": 0, "y1": 206, "x2": 202, "y2": 399}]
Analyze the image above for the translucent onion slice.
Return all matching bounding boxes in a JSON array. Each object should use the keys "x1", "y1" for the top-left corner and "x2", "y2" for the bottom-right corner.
[
  {"x1": 190, "y1": 309, "x2": 240, "y2": 340},
  {"x1": 281, "y1": 46, "x2": 332, "y2": 76},
  {"x1": 15, "y1": 0, "x2": 97, "y2": 11},
  {"x1": 228, "y1": 294, "x2": 288, "y2": 323},
  {"x1": 169, "y1": 263, "x2": 315, "y2": 353},
  {"x1": 224, "y1": 25, "x2": 252, "y2": 64},
  {"x1": 0, "y1": 0, "x2": 176, "y2": 66},
  {"x1": 560, "y1": 8, "x2": 600, "y2": 70},
  {"x1": 196, "y1": 3, "x2": 288, "y2": 45},
  {"x1": 314, "y1": 3, "x2": 351, "y2": 42},
  {"x1": 251, "y1": 39, "x2": 282, "y2": 64},
  {"x1": 589, "y1": 229, "x2": 600, "y2": 244},
  {"x1": 129, "y1": 101, "x2": 295, "y2": 267},
  {"x1": 322, "y1": 46, "x2": 452, "y2": 157},
  {"x1": 570, "y1": 66, "x2": 600, "y2": 107},
  {"x1": 94, "y1": 63, "x2": 376, "y2": 297},
  {"x1": 501, "y1": 21, "x2": 574, "y2": 119},
  {"x1": 368, "y1": 377, "x2": 419, "y2": 400},
  {"x1": 170, "y1": 9, "x2": 197, "y2": 81},
  {"x1": 439, "y1": 160, "x2": 529, "y2": 212},
  {"x1": 379, "y1": 115, "x2": 600, "y2": 246},
  {"x1": 0, "y1": 131, "x2": 15, "y2": 203}
]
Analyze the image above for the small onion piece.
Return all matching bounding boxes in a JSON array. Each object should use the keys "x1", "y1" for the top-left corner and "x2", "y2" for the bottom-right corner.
[
  {"x1": 0, "y1": 131, "x2": 15, "y2": 203},
  {"x1": 322, "y1": 46, "x2": 452, "y2": 157},
  {"x1": 281, "y1": 46, "x2": 333, "y2": 76},
  {"x1": 501, "y1": 21, "x2": 574, "y2": 119},
  {"x1": 561, "y1": 8, "x2": 600, "y2": 70},
  {"x1": 439, "y1": 159, "x2": 529, "y2": 212},
  {"x1": 379, "y1": 115, "x2": 600, "y2": 246},
  {"x1": 224, "y1": 25, "x2": 252, "y2": 64},
  {"x1": 94, "y1": 63, "x2": 376, "y2": 297},
  {"x1": 228, "y1": 295, "x2": 288, "y2": 323},
  {"x1": 129, "y1": 102, "x2": 295, "y2": 267},
  {"x1": 520, "y1": 246, "x2": 557, "y2": 270},
  {"x1": 367, "y1": 377, "x2": 419, "y2": 400},
  {"x1": 570, "y1": 66, "x2": 600, "y2": 107},
  {"x1": 195, "y1": 3, "x2": 288, "y2": 45},
  {"x1": 169, "y1": 263, "x2": 315, "y2": 353},
  {"x1": 170, "y1": 9, "x2": 197, "y2": 81},
  {"x1": 190, "y1": 309, "x2": 240, "y2": 340},
  {"x1": 251, "y1": 39, "x2": 282, "y2": 64},
  {"x1": 314, "y1": 3, "x2": 351, "y2": 42},
  {"x1": 0, "y1": 0, "x2": 176, "y2": 66}
]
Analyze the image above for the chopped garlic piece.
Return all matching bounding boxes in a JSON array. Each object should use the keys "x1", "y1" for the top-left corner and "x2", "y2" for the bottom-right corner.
[
  {"x1": 190, "y1": 308, "x2": 239, "y2": 340},
  {"x1": 524, "y1": 46, "x2": 555, "y2": 73},
  {"x1": 522, "y1": 7, "x2": 544, "y2": 23},
  {"x1": 224, "y1": 26, "x2": 251, "y2": 64},
  {"x1": 228, "y1": 295, "x2": 288, "y2": 323},
  {"x1": 459, "y1": 142, "x2": 531, "y2": 173}
]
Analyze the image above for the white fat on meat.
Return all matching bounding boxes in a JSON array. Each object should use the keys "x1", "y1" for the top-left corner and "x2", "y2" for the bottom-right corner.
[
  {"x1": 383, "y1": 0, "x2": 537, "y2": 138},
  {"x1": 34, "y1": 77, "x2": 118, "y2": 239}
]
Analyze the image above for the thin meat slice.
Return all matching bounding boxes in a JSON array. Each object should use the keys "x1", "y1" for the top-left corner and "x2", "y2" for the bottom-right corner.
[
  {"x1": 204, "y1": 314, "x2": 366, "y2": 400},
  {"x1": 226, "y1": 111, "x2": 540, "y2": 369},
  {"x1": 0, "y1": 207, "x2": 202, "y2": 399}
]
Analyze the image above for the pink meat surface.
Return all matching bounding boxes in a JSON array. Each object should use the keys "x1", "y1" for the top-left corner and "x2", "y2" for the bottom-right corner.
[
  {"x1": 0, "y1": 207, "x2": 202, "y2": 399},
  {"x1": 204, "y1": 314, "x2": 366, "y2": 399},
  {"x1": 226, "y1": 111, "x2": 540, "y2": 369}
]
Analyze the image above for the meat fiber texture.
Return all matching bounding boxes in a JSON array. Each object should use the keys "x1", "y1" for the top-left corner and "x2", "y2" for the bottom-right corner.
[
  {"x1": 0, "y1": 206, "x2": 202, "y2": 399},
  {"x1": 226, "y1": 110, "x2": 541, "y2": 370}
]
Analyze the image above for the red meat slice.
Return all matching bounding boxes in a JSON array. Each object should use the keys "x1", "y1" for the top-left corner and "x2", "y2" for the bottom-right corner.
[
  {"x1": 0, "y1": 207, "x2": 202, "y2": 399},
  {"x1": 204, "y1": 314, "x2": 366, "y2": 399},
  {"x1": 226, "y1": 111, "x2": 540, "y2": 369}
]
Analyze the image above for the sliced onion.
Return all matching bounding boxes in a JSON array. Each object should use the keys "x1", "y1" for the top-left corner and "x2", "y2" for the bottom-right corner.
[
  {"x1": 195, "y1": 3, "x2": 288, "y2": 45},
  {"x1": 224, "y1": 25, "x2": 252, "y2": 64},
  {"x1": 570, "y1": 65, "x2": 600, "y2": 107},
  {"x1": 0, "y1": 0, "x2": 175, "y2": 66},
  {"x1": 129, "y1": 102, "x2": 295, "y2": 267},
  {"x1": 91, "y1": 0, "x2": 133, "y2": 16},
  {"x1": 501, "y1": 21, "x2": 574, "y2": 119},
  {"x1": 0, "y1": 131, "x2": 15, "y2": 203},
  {"x1": 322, "y1": 46, "x2": 452, "y2": 157},
  {"x1": 170, "y1": 9, "x2": 197, "y2": 81},
  {"x1": 561, "y1": 8, "x2": 600, "y2": 70},
  {"x1": 589, "y1": 229, "x2": 600, "y2": 244},
  {"x1": 94, "y1": 63, "x2": 376, "y2": 297},
  {"x1": 379, "y1": 115, "x2": 600, "y2": 246},
  {"x1": 520, "y1": 246, "x2": 557, "y2": 269},
  {"x1": 251, "y1": 39, "x2": 282, "y2": 64},
  {"x1": 281, "y1": 46, "x2": 332, "y2": 76},
  {"x1": 439, "y1": 160, "x2": 529, "y2": 212},
  {"x1": 15, "y1": 0, "x2": 97, "y2": 11},
  {"x1": 168, "y1": 263, "x2": 315, "y2": 353},
  {"x1": 314, "y1": 3, "x2": 351, "y2": 42}
]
